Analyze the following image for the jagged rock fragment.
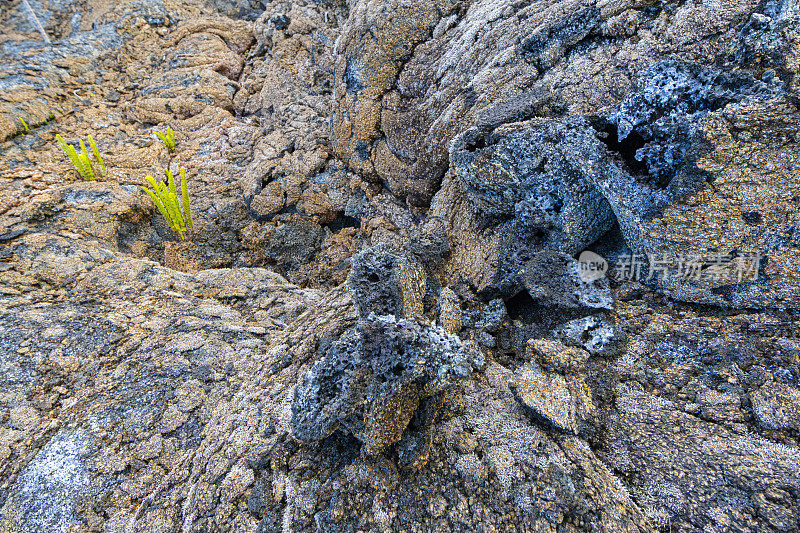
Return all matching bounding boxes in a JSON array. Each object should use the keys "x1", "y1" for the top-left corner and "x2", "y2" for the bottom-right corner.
[
  {"x1": 527, "y1": 339, "x2": 591, "y2": 374},
  {"x1": 511, "y1": 363, "x2": 594, "y2": 435},
  {"x1": 523, "y1": 250, "x2": 613, "y2": 311},
  {"x1": 346, "y1": 244, "x2": 426, "y2": 319},
  {"x1": 550, "y1": 314, "x2": 621, "y2": 356},
  {"x1": 292, "y1": 315, "x2": 483, "y2": 456}
]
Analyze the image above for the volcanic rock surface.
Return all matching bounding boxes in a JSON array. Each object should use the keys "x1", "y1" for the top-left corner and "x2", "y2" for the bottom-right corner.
[{"x1": 1, "y1": 0, "x2": 799, "y2": 532}]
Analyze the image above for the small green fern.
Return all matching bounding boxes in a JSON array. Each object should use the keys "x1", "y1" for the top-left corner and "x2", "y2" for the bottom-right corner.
[
  {"x1": 19, "y1": 118, "x2": 30, "y2": 133},
  {"x1": 141, "y1": 167, "x2": 194, "y2": 241},
  {"x1": 154, "y1": 126, "x2": 176, "y2": 153},
  {"x1": 56, "y1": 134, "x2": 107, "y2": 181},
  {"x1": 89, "y1": 137, "x2": 107, "y2": 179}
]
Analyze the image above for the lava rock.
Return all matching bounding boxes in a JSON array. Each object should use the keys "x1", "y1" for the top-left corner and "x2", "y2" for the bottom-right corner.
[
  {"x1": 550, "y1": 314, "x2": 621, "y2": 356},
  {"x1": 0, "y1": 429, "x2": 94, "y2": 532},
  {"x1": 527, "y1": 339, "x2": 591, "y2": 374},
  {"x1": 610, "y1": 59, "x2": 779, "y2": 189},
  {"x1": 523, "y1": 250, "x2": 613, "y2": 311},
  {"x1": 511, "y1": 363, "x2": 594, "y2": 435},
  {"x1": 346, "y1": 245, "x2": 426, "y2": 319},
  {"x1": 751, "y1": 380, "x2": 800, "y2": 431},
  {"x1": 291, "y1": 315, "x2": 484, "y2": 456},
  {"x1": 462, "y1": 299, "x2": 507, "y2": 332},
  {"x1": 436, "y1": 287, "x2": 462, "y2": 334},
  {"x1": 450, "y1": 117, "x2": 616, "y2": 254}
]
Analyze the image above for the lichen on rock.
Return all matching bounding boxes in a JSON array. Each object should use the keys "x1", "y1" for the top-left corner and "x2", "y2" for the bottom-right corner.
[
  {"x1": 293, "y1": 243, "x2": 482, "y2": 465},
  {"x1": 291, "y1": 314, "x2": 483, "y2": 457},
  {"x1": 2, "y1": 0, "x2": 800, "y2": 531}
]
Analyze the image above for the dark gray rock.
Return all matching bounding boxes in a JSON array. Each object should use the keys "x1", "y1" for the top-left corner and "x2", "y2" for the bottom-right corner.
[
  {"x1": 522, "y1": 250, "x2": 612, "y2": 311},
  {"x1": 727, "y1": 8, "x2": 800, "y2": 94},
  {"x1": 462, "y1": 298, "x2": 507, "y2": 332},
  {"x1": 434, "y1": 116, "x2": 617, "y2": 298},
  {"x1": 519, "y1": 5, "x2": 602, "y2": 71},
  {"x1": 585, "y1": 59, "x2": 800, "y2": 309},
  {"x1": 345, "y1": 245, "x2": 425, "y2": 319},
  {"x1": 264, "y1": 221, "x2": 325, "y2": 272},
  {"x1": 291, "y1": 315, "x2": 483, "y2": 456},
  {"x1": 437, "y1": 53, "x2": 800, "y2": 308},
  {"x1": 450, "y1": 117, "x2": 615, "y2": 255}
]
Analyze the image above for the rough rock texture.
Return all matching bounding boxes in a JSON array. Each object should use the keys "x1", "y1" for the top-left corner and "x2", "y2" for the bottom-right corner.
[
  {"x1": 292, "y1": 315, "x2": 483, "y2": 455},
  {"x1": 1, "y1": 0, "x2": 800, "y2": 532},
  {"x1": 512, "y1": 362, "x2": 594, "y2": 435},
  {"x1": 751, "y1": 380, "x2": 800, "y2": 432},
  {"x1": 345, "y1": 244, "x2": 426, "y2": 319},
  {"x1": 431, "y1": 56, "x2": 800, "y2": 308},
  {"x1": 331, "y1": 0, "x2": 780, "y2": 207}
]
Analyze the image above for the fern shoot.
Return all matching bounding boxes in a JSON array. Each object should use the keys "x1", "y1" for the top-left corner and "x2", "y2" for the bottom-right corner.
[
  {"x1": 155, "y1": 126, "x2": 176, "y2": 153},
  {"x1": 88, "y1": 135, "x2": 107, "y2": 179},
  {"x1": 19, "y1": 118, "x2": 29, "y2": 133},
  {"x1": 77, "y1": 139, "x2": 95, "y2": 180},
  {"x1": 179, "y1": 167, "x2": 194, "y2": 232},
  {"x1": 56, "y1": 134, "x2": 107, "y2": 181},
  {"x1": 141, "y1": 166, "x2": 193, "y2": 241}
]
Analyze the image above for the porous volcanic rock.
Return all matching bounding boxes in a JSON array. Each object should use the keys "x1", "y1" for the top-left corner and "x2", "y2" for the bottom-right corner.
[{"x1": 1, "y1": 0, "x2": 800, "y2": 531}]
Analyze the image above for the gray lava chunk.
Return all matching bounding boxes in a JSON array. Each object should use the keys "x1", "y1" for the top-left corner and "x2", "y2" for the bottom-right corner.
[
  {"x1": 550, "y1": 314, "x2": 621, "y2": 356},
  {"x1": 435, "y1": 115, "x2": 619, "y2": 298},
  {"x1": 611, "y1": 60, "x2": 778, "y2": 189},
  {"x1": 292, "y1": 315, "x2": 483, "y2": 455},
  {"x1": 346, "y1": 244, "x2": 426, "y2": 319},
  {"x1": 462, "y1": 299, "x2": 507, "y2": 332},
  {"x1": 523, "y1": 250, "x2": 613, "y2": 311},
  {"x1": 450, "y1": 117, "x2": 616, "y2": 255}
]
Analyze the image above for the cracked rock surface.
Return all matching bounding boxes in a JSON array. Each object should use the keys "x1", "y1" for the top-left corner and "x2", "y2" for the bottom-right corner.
[{"x1": 1, "y1": 0, "x2": 800, "y2": 532}]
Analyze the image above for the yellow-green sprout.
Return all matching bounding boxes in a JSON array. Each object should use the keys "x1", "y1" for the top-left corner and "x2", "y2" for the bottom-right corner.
[
  {"x1": 56, "y1": 134, "x2": 107, "y2": 180},
  {"x1": 154, "y1": 126, "x2": 176, "y2": 153},
  {"x1": 19, "y1": 118, "x2": 29, "y2": 133},
  {"x1": 88, "y1": 136, "x2": 107, "y2": 179},
  {"x1": 141, "y1": 167, "x2": 194, "y2": 241}
]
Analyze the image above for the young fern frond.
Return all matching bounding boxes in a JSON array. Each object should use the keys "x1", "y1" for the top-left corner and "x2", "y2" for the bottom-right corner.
[
  {"x1": 143, "y1": 176, "x2": 171, "y2": 224},
  {"x1": 155, "y1": 126, "x2": 176, "y2": 153},
  {"x1": 141, "y1": 167, "x2": 193, "y2": 241},
  {"x1": 180, "y1": 167, "x2": 193, "y2": 232},
  {"x1": 165, "y1": 169, "x2": 186, "y2": 234},
  {"x1": 19, "y1": 118, "x2": 29, "y2": 133},
  {"x1": 88, "y1": 135, "x2": 107, "y2": 179},
  {"x1": 78, "y1": 140, "x2": 95, "y2": 180},
  {"x1": 57, "y1": 134, "x2": 90, "y2": 180},
  {"x1": 56, "y1": 134, "x2": 107, "y2": 181}
]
